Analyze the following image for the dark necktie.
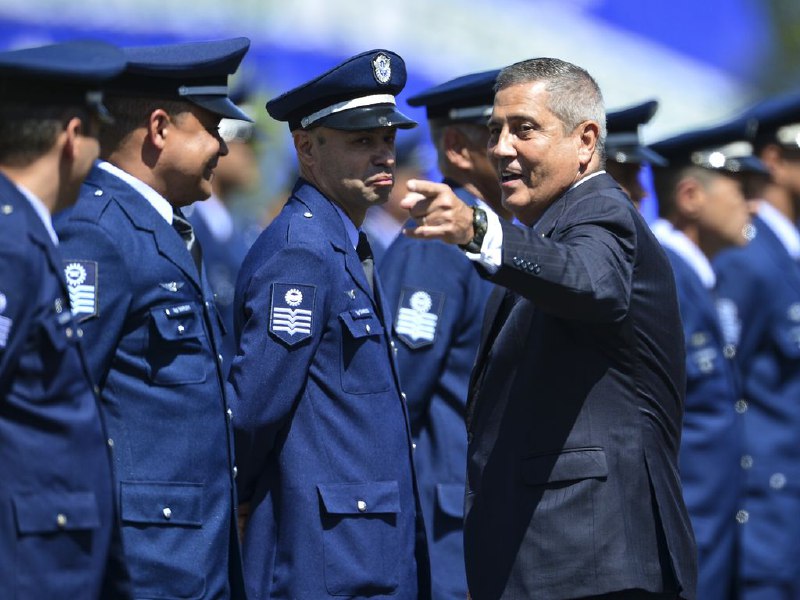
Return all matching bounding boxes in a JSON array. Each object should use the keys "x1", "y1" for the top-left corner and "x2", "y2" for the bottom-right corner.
[
  {"x1": 172, "y1": 209, "x2": 202, "y2": 274},
  {"x1": 356, "y1": 231, "x2": 375, "y2": 294}
]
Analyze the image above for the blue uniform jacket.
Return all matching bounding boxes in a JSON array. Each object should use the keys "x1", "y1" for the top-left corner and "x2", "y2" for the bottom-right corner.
[
  {"x1": 189, "y1": 204, "x2": 250, "y2": 376},
  {"x1": 55, "y1": 165, "x2": 245, "y2": 600},
  {"x1": 0, "y1": 173, "x2": 130, "y2": 599},
  {"x1": 662, "y1": 246, "x2": 742, "y2": 600},
  {"x1": 378, "y1": 185, "x2": 493, "y2": 600},
  {"x1": 230, "y1": 179, "x2": 431, "y2": 600},
  {"x1": 714, "y1": 214, "x2": 800, "y2": 585}
]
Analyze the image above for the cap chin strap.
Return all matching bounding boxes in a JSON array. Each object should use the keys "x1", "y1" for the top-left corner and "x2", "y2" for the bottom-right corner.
[{"x1": 301, "y1": 93, "x2": 396, "y2": 129}]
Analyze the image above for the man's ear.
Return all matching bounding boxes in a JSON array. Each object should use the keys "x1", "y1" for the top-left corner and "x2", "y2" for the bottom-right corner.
[
  {"x1": 146, "y1": 109, "x2": 172, "y2": 150},
  {"x1": 60, "y1": 116, "x2": 84, "y2": 160},
  {"x1": 576, "y1": 120, "x2": 600, "y2": 167},
  {"x1": 292, "y1": 129, "x2": 315, "y2": 169},
  {"x1": 674, "y1": 176, "x2": 704, "y2": 218},
  {"x1": 443, "y1": 126, "x2": 472, "y2": 170}
]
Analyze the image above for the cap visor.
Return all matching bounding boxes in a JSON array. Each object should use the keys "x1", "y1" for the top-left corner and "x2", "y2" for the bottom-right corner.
[
  {"x1": 316, "y1": 104, "x2": 417, "y2": 130},
  {"x1": 190, "y1": 95, "x2": 254, "y2": 122},
  {"x1": 609, "y1": 145, "x2": 668, "y2": 167}
]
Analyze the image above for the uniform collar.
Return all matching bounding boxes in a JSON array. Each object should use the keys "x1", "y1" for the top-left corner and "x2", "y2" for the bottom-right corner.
[
  {"x1": 756, "y1": 201, "x2": 800, "y2": 260},
  {"x1": 330, "y1": 198, "x2": 360, "y2": 250},
  {"x1": 97, "y1": 160, "x2": 174, "y2": 224},
  {"x1": 651, "y1": 218, "x2": 716, "y2": 289},
  {"x1": 15, "y1": 182, "x2": 58, "y2": 245}
]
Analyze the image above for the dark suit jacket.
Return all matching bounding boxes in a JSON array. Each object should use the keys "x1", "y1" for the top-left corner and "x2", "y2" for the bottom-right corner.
[
  {"x1": 465, "y1": 173, "x2": 697, "y2": 600},
  {"x1": 0, "y1": 173, "x2": 130, "y2": 599},
  {"x1": 56, "y1": 165, "x2": 245, "y2": 600}
]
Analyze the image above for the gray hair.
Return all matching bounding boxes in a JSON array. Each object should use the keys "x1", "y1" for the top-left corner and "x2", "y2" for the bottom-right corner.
[{"x1": 496, "y1": 57, "x2": 606, "y2": 161}]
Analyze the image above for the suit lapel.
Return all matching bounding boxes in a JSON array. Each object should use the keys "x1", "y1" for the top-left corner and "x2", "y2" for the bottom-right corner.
[{"x1": 88, "y1": 167, "x2": 202, "y2": 292}]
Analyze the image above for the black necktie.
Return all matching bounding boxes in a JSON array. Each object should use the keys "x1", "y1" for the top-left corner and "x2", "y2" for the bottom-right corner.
[
  {"x1": 356, "y1": 231, "x2": 375, "y2": 294},
  {"x1": 172, "y1": 210, "x2": 202, "y2": 274}
]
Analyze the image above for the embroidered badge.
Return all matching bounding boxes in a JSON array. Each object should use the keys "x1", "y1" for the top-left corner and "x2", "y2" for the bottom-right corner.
[
  {"x1": 63, "y1": 260, "x2": 98, "y2": 321},
  {"x1": 716, "y1": 298, "x2": 741, "y2": 347},
  {"x1": 159, "y1": 281, "x2": 185, "y2": 292},
  {"x1": 269, "y1": 283, "x2": 315, "y2": 345},
  {"x1": 395, "y1": 288, "x2": 444, "y2": 349},
  {"x1": 0, "y1": 292, "x2": 10, "y2": 349},
  {"x1": 372, "y1": 53, "x2": 391, "y2": 84}
]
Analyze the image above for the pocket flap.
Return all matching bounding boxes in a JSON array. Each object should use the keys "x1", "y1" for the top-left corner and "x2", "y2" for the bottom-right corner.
[
  {"x1": 120, "y1": 481, "x2": 203, "y2": 526},
  {"x1": 523, "y1": 447, "x2": 608, "y2": 485},
  {"x1": 150, "y1": 304, "x2": 203, "y2": 341},
  {"x1": 435, "y1": 483, "x2": 464, "y2": 518},
  {"x1": 13, "y1": 492, "x2": 100, "y2": 533},
  {"x1": 318, "y1": 481, "x2": 400, "y2": 515},
  {"x1": 339, "y1": 309, "x2": 384, "y2": 339}
]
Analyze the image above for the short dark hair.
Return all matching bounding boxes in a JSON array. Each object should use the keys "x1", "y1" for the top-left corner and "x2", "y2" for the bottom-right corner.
[
  {"x1": 652, "y1": 166, "x2": 718, "y2": 218},
  {"x1": 0, "y1": 103, "x2": 88, "y2": 166}
]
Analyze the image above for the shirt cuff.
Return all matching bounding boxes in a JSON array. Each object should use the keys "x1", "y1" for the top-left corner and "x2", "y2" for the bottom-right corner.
[{"x1": 465, "y1": 207, "x2": 502, "y2": 274}]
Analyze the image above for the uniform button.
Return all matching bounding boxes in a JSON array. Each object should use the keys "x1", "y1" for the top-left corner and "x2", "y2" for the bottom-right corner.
[
  {"x1": 94, "y1": 189, "x2": 103, "y2": 197},
  {"x1": 205, "y1": 301, "x2": 212, "y2": 308},
  {"x1": 740, "y1": 455, "x2": 753, "y2": 469},
  {"x1": 218, "y1": 354, "x2": 224, "y2": 363},
  {"x1": 56, "y1": 513, "x2": 68, "y2": 528},
  {"x1": 735, "y1": 399, "x2": 749, "y2": 414},
  {"x1": 303, "y1": 211, "x2": 313, "y2": 218},
  {"x1": 723, "y1": 344, "x2": 736, "y2": 359},
  {"x1": 357, "y1": 500, "x2": 367, "y2": 512},
  {"x1": 390, "y1": 340, "x2": 396, "y2": 349},
  {"x1": 162, "y1": 507, "x2": 172, "y2": 520},
  {"x1": 736, "y1": 509, "x2": 749, "y2": 524},
  {"x1": 107, "y1": 438, "x2": 114, "y2": 448},
  {"x1": 401, "y1": 392, "x2": 407, "y2": 401},
  {"x1": 93, "y1": 385, "x2": 100, "y2": 395},
  {"x1": 770, "y1": 473, "x2": 787, "y2": 490},
  {"x1": 227, "y1": 408, "x2": 233, "y2": 420},
  {"x1": 65, "y1": 327, "x2": 73, "y2": 338},
  {"x1": 76, "y1": 328, "x2": 83, "y2": 338},
  {"x1": 233, "y1": 466, "x2": 238, "y2": 479},
  {"x1": 1, "y1": 204, "x2": 13, "y2": 215},
  {"x1": 412, "y1": 443, "x2": 417, "y2": 450},
  {"x1": 365, "y1": 324, "x2": 371, "y2": 334},
  {"x1": 177, "y1": 324, "x2": 185, "y2": 335}
]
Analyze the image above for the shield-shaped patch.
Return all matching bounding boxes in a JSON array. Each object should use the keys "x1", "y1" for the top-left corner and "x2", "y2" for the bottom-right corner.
[
  {"x1": 394, "y1": 287, "x2": 444, "y2": 349},
  {"x1": 269, "y1": 283, "x2": 316, "y2": 346}
]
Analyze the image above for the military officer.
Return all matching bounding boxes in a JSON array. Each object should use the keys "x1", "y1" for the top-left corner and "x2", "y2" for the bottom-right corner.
[
  {"x1": 378, "y1": 68, "x2": 504, "y2": 600},
  {"x1": 713, "y1": 92, "x2": 800, "y2": 600},
  {"x1": 650, "y1": 118, "x2": 764, "y2": 600},
  {"x1": 0, "y1": 40, "x2": 131, "y2": 599},
  {"x1": 605, "y1": 99, "x2": 667, "y2": 209},
  {"x1": 55, "y1": 38, "x2": 251, "y2": 600},
  {"x1": 229, "y1": 50, "x2": 431, "y2": 599}
]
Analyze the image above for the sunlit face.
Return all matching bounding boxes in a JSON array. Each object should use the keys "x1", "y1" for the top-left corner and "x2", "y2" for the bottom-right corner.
[
  {"x1": 698, "y1": 172, "x2": 750, "y2": 252},
  {"x1": 488, "y1": 81, "x2": 585, "y2": 225},
  {"x1": 162, "y1": 105, "x2": 228, "y2": 206},
  {"x1": 607, "y1": 161, "x2": 645, "y2": 208},
  {"x1": 306, "y1": 126, "x2": 396, "y2": 222}
]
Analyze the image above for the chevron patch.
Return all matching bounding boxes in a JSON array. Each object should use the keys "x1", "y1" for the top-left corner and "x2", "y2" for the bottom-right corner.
[
  {"x1": 269, "y1": 283, "x2": 315, "y2": 346},
  {"x1": 395, "y1": 287, "x2": 444, "y2": 349},
  {"x1": 63, "y1": 260, "x2": 98, "y2": 322}
]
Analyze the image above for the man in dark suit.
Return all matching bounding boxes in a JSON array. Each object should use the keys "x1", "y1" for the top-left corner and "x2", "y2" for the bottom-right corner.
[
  {"x1": 401, "y1": 57, "x2": 697, "y2": 600},
  {"x1": 55, "y1": 39, "x2": 251, "y2": 600},
  {"x1": 229, "y1": 50, "x2": 430, "y2": 599},
  {"x1": 713, "y1": 92, "x2": 800, "y2": 600},
  {"x1": 650, "y1": 117, "x2": 765, "y2": 600},
  {"x1": 0, "y1": 41, "x2": 131, "y2": 599}
]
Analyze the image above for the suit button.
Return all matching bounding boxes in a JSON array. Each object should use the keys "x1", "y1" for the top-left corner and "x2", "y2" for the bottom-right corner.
[
  {"x1": 533, "y1": 264, "x2": 541, "y2": 274},
  {"x1": 723, "y1": 344, "x2": 736, "y2": 359},
  {"x1": 162, "y1": 507, "x2": 172, "y2": 520},
  {"x1": 770, "y1": 473, "x2": 787, "y2": 490},
  {"x1": 357, "y1": 500, "x2": 367, "y2": 512},
  {"x1": 56, "y1": 513, "x2": 67, "y2": 528},
  {"x1": 736, "y1": 509, "x2": 749, "y2": 524},
  {"x1": 735, "y1": 399, "x2": 749, "y2": 414},
  {"x1": 740, "y1": 455, "x2": 753, "y2": 469}
]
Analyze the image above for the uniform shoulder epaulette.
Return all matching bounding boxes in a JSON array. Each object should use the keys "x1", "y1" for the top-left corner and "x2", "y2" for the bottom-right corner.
[{"x1": 68, "y1": 181, "x2": 114, "y2": 224}]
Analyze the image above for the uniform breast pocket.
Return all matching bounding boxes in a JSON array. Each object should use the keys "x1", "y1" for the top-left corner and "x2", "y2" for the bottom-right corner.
[
  {"x1": 146, "y1": 303, "x2": 208, "y2": 386},
  {"x1": 12, "y1": 491, "x2": 100, "y2": 597},
  {"x1": 317, "y1": 481, "x2": 401, "y2": 596},
  {"x1": 339, "y1": 309, "x2": 391, "y2": 394}
]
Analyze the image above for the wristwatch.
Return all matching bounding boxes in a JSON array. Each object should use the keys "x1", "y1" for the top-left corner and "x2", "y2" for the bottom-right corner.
[{"x1": 459, "y1": 206, "x2": 488, "y2": 254}]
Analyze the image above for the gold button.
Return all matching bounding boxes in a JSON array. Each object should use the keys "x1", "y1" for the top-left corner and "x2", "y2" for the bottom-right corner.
[
  {"x1": 162, "y1": 507, "x2": 172, "y2": 520},
  {"x1": 56, "y1": 513, "x2": 67, "y2": 528},
  {"x1": 357, "y1": 500, "x2": 367, "y2": 512}
]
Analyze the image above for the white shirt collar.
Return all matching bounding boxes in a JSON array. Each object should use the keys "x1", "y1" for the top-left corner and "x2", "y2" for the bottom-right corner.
[
  {"x1": 651, "y1": 218, "x2": 716, "y2": 289},
  {"x1": 16, "y1": 182, "x2": 58, "y2": 245},
  {"x1": 97, "y1": 160, "x2": 173, "y2": 224},
  {"x1": 571, "y1": 169, "x2": 606, "y2": 191},
  {"x1": 189, "y1": 195, "x2": 234, "y2": 241},
  {"x1": 756, "y1": 201, "x2": 800, "y2": 260}
]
